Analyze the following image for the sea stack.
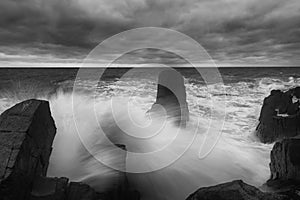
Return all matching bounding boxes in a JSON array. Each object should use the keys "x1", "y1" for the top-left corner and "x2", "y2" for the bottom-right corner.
[{"x1": 148, "y1": 69, "x2": 189, "y2": 127}]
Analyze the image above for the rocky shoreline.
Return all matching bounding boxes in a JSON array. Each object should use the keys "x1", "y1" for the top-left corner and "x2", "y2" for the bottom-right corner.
[
  {"x1": 187, "y1": 87, "x2": 300, "y2": 200},
  {"x1": 186, "y1": 138, "x2": 300, "y2": 200}
]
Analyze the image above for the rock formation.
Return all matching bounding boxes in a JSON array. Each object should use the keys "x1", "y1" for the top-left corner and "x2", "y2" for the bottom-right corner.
[
  {"x1": 186, "y1": 180, "x2": 289, "y2": 200},
  {"x1": 263, "y1": 138, "x2": 300, "y2": 199},
  {"x1": 148, "y1": 69, "x2": 189, "y2": 127},
  {"x1": 31, "y1": 176, "x2": 69, "y2": 200},
  {"x1": 185, "y1": 137, "x2": 300, "y2": 200},
  {"x1": 256, "y1": 87, "x2": 300, "y2": 143},
  {"x1": 269, "y1": 138, "x2": 300, "y2": 182},
  {"x1": 0, "y1": 99, "x2": 140, "y2": 200},
  {"x1": 0, "y1": 99, "x2": 56, "y2": 200}
]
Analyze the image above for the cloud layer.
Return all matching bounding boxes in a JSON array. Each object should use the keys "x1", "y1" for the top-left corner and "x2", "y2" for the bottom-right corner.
[{"x1": 0, "y1": 0, "x2": 299, "y2": 66}]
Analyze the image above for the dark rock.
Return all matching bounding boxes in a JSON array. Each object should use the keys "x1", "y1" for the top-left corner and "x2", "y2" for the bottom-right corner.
[
  {"x1": 0, "y1": 99, "x2": 140, "y2": 200},
  {"x1": 67, "y1": 182, "x2": 97, "y2": 200},
  {"x1": 31, "y1": 176, "x2": 69, "y2": 200},
  {"x1": 256, "y1": 89, "x2": 300, "y2": 143},
  {"x1": 148, "y1": 69, "x2": 189, "y2": 127},
  {"x1": 0, "y1": 99, "x2": 56, "y2": 200},
  {"x1": 294, "y1": 87, "x2": 300, "y2": 99},
  {"x1": 265, "y1": 138, "x2": 300, "y2": 199},
  {"x1": 186, "y1": 180, "x2": 289, "y2": 200},
  {"x1": 31, "y1": 177, "x2": 100, "y2": 200},
  {"x1": 264, "y1": 179, "x2": 300, "y2": 200},
  {"x1": 269, "y1": 138, "x2": 300, "y2": 182}
]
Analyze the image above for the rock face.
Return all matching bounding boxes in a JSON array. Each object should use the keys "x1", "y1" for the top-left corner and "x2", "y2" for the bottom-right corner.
[
  {"x1": 186, "y1": 180, "x2": 289, "y2": 200},
  {"x1": 148, "y1": 69, "x2": 189, "y2": 127},
  {"x1": 269, "y1": 138, "x2": 300, "y2": 183},
  {"x1": 0, "y1": 99, "x2": 140, "y2": 200},
  {"x1": 265, "y1": 138, "x2": 300, "y2": 199},
  {"x1": 0, "y1": 99, "x2": 56, "y2": 200},
  {"x1": 256, "y1": 88, "x2": 300, "y2": 143},
  {"x1": 31, "y1": 176, "x2": 69, "y2": 200}
]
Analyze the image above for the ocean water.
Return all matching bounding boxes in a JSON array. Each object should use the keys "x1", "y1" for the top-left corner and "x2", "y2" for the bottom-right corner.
[{"x1": 0, "y1": 67, "x2": 300, "y2": 199}]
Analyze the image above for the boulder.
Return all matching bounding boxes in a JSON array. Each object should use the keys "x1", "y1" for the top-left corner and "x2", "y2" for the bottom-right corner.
[
  {"x1": 265, "y1": 138, "x2": 300, "y2": 199},
  {"x1": 148, "y1": 69, "x2": 189, "y2": 127},
  {"x1": 294, "y1": 87, "x2": 300, "y2": 99},
  {"x1": 186, "y1": 180, "x2": 289, "y2": 200},
  {"x1": 269, "y1": 138, "x2": 300, "y2": 182},
  {"x1": 256, "y1": 89, "x2": 300, "y2": 143},
  {"x1": 31, "y1": 176, "x2": 69, "y2": 200},
  {"x1": 0, "y1": 99, "x2": 56, "y2": 200},
  {"x1": 67, "y1": 182, "x2": 97, "y2": 200},
  {"x1": 0, "y1": 99, "x2": 140, "y2": 200},
  {"x1": 30, "y1": 177, "x2": 99, "y2": 200}
]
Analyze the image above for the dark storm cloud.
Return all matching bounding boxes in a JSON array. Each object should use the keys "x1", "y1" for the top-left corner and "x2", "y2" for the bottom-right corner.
[
  {"x1": 0, "y1": 0, "x2": 299, "y2": 65},
  {"x1": 0, "y1": 0, "x2": 134, "y2": 61},
  {"x1": 176, "y1": 0, "x2": 300, "y2": 65}
]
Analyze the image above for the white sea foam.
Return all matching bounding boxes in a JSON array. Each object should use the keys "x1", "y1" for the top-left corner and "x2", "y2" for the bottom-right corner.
[{"x1": 0, "y1": 75, "x2": 299, "y2": 199}]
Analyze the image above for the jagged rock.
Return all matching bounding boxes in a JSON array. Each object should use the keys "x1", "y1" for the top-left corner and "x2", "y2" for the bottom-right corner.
[
  {"x1": 265, "y1": 138, "x2": 300, "y2": 199},
  {"x1": 269, "y1": 138, "x2": 300, "y2": 182},
  {"x1": 256, "y1": 88, "x2": 300, "y2": 143},
  {"x1": 31, "y1": 176, "x2": 69, "y2": 200},
  {"x1": 0, "y1": 99, "x2": 56, "y2": 200},
  {"x1": 0, "y1": 99, "x2": 140, "y2": 200},
  {"x1": 148, "y1": 69, "x2": 189, "y2": 127},
  {"x1": 186, "y1": 180, "x2": 289, "y2": 200},
  {"x1": 31, "y1": 177, "x2": 101, "y2": 200},
  {"x1": 67, "y1": 182, "x2": 97, "y2": 200}
]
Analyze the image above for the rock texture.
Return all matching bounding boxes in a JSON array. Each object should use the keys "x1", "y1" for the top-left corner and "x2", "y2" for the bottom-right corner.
[
  {"x1": 264, "y1": 138, "x2": 300, "y2": 199},
  {"x1": 269, "y1": 138, "x2": 300, "y2": 182},
  {"x1": 186, "y1": 180, "x2": 289, "y2": 200},
  {"x1": 148, "y1": 69, "x2": 189, "y2": 127},
  {"x1": 256, "y1": 88, "x2": 300, "y2": 143},
  {"x1": 31, "y1": 176, "x2": 69, "y2": 200},
  {"x1": 0, "y1": 99, "x2": 56, "y2": 200},
  {"x1": 0, "y1": 99, "x2": 140, "y2": 200}
]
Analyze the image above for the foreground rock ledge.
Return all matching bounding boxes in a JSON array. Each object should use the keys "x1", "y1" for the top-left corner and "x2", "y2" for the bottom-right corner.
[
  {"x1": 186, "y1": 180, "x2": 289, "y2": 200},
  {"x1": 0, "y1": 99, "x2": 140, "y2": 200},
  {"x1": 0, "y1": 99, "x2": 56, "y2": 199}
]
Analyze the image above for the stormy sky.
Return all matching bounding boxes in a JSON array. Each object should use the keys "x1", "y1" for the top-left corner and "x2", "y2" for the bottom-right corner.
[{"x1": 0, "y1": 0, "x2": 299, "y2": 66}]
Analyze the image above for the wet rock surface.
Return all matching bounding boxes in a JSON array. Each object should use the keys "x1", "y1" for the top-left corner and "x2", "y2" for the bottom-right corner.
[
  {"x1": 0, "y1": 99, "x2": 56, "y2": 200},
  {"x1": 269, "y1": 138, "x2": 300, "y2": 182},
  {"x1": 0, "y1": 99, "x2": 140, "y2": 200},
  {"x1": 31, "y1": 176, "x2": 69, "y2": 200},
  {"x1": 186, "y1": 180, "x2": 289, "y2": 200},
  {"x1": 256, "y1": 87, "x2": 300, "y2": 143},
  {"x1": 263, "y1": 138, "x2": 300, "y2": 199},
  {"x1": 186, "y1": 137, "x2": 300, "y2": 200}
]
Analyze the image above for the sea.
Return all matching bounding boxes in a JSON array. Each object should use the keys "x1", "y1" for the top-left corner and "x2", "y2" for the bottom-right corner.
[{"x1": 0, "y1": 67, "x2": 300, "y2": 200}]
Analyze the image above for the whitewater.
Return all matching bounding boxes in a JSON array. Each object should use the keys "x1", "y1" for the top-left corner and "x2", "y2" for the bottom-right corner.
[{"x1": 0, "y1": 68, "x2": 300, "y2": 200}]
